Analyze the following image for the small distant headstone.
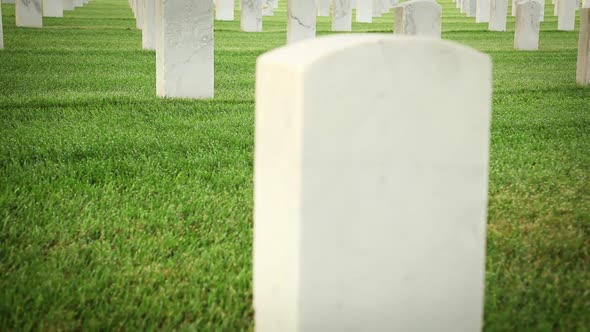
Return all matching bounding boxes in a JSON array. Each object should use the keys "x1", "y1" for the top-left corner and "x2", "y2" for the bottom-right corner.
[
  {"x1": 43, "y1": 0, "x2": 64, "y2": 17},
  {"x1": 241, "y1": 0, "x2": 262, "y2": 32},
  {"x1": 16, "y1": 0, "x2": 42, "y2": 28},
  {"x1": 63, "y1": 0, "x2": 74, "y2": 11},
  {"x1": 262, "y1": 0, "x2": 274, "y2": 16},
  {"x1": 317, "y1": 0, "x2": 330, "y2": 16},
  {"x1": 489, "y1": 0, "x2": 508, "y2": 30},
  {"x1": 577, "y1": 8, "x2": 590, "y2": 84},
  {"x1": 357, "y1": 0, "x2": 374, "y2": 22},
  {"x1": 215, "y1": 0, "x2": 234, "y2": 21},
  {"x1": 287, "y1": 0, "x2": 316, "y2": 43},
  {"x1": 394, "y1": 0, "x2": 442, "y2": 38},
  {"x1": 135, "y1": 0, "x2": 143, "y2": 29},
  {"x1": 254, "y1": 34, "x2": 491, "y2": 332},
  {"x1": 142, "y1": 0, "x2": 155, "y2": 50},
  {"x1": 557, "y1": 0, "x2": 576, "y2": 30},
  {"x1": 476, "y1": 0, "x2": 490, "y2": 22},
  {"x1": 0, "y1": 4, "x2": 3, "y2": 49},
  {"x1": 514, "y1": 0, "x2": 541, "y2": 50},
  {"x1": 156, "y1": 0, "x2": 214, "y2": 98},
  {"x1": 332, "y1": 0, "x2": 353, "y2": 31}
]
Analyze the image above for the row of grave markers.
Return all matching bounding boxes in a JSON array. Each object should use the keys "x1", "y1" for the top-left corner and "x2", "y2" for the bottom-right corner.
[
  {"x1": 2, "y1": 0, "x2": 90, "y2": 29},
  {"x1": 125, "y1": 0, "x2": 590, "y2": 99}
]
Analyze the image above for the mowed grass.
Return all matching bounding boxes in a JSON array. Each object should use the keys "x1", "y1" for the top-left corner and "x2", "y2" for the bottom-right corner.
[{"x1": 0, "y1": 0, "x2": 588, "y2": 330}]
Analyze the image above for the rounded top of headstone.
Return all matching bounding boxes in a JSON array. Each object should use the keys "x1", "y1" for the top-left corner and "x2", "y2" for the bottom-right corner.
[
  {"x1": 395, "y1": 0, "x2": 442, "y2": 9},
  {"x1": 257, "y1": 34, "x2": 488, "y2": 71}
]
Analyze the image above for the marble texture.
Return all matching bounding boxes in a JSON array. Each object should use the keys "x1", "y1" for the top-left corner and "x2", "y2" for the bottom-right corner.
[
  {"x1": 142, "y1": 0, "x2": 155, "y2": 50},
  {"x1": 476, "y1": 0, "x2": 490, "y2": 21},
  {"x1": 373, "y1": 0, "x2": 383, "y2": 16},
  {"x1": 514, "y1": 0, "x2": 541, "y2": 50},
  {"x1": 489, "y1": 0, "x2": 508, "y2": 30},
  {"x1": 287, "y1": 0, "x2": 316, "y2": 44},
  {"x1": 357, "y1": 0, "x2": 374, "y2": 22},
  {"x1": 316, "y1": 0, "x2": 330, "y2": 16},
  {"x1": 135, "y1": 0, "x2": 143, "y2": 29},
  {"x1": 332, "y1": 0, "x2": 353, "y2": 31},
  {"x1": 16, "y1": 0, "x2": 43, "y2": 28},
  {"x1": 262, "y1": 0, "x2": 274, "y2": 16},
  {"x1": 63, "y1": 0, "x2": 74, "y2": 10},
  {"x1": 3, "y1": 0, "x2": 16, "y2": 3},
  {"x1": 156, "y1": 0, "x2": 214, "y2": 99},
  {"x1": 394, "y1": 0, "x2": 442, "y2": 38},
  {"x1": 241, "y1": 0, "x2": 262, "y2": 32},
  {"x1": 557, "y1": 0, "x2": 576, "y2": 30},
  {"x1": 254, "y1": 34, "x2": 491, "y2": 332},
  {"x1": 215, "y1": 0, "x2": 234, "y2": 20},
  {"x1": 577, "y1": 8, "x2": 590, "y2": 84},
  {"x1": 43, "y1": 0, "x2": 64, "y2": 17}
]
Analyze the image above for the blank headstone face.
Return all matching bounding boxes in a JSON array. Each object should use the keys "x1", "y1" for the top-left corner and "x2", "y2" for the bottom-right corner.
[
  {"x1": 63, "y1": 0, "x2": 74, "y2": 11},
  {"x1": 557, "y1": 0, "x2": 576, "y2": 30},
  {"x1": 43, "y1": 0, "x2": 64, "y2": 17},
  {"x1": 241, "y1": 0, "x2": 262, "y2": 32},
  {"x1": 16, "y1": 0, "x2": 43, "y2": 28},
  {"x1": 215, "y1": 0, "x2": 234, "y2": 21},
  {"x1": 316, "y1": 0, "x2": 330, "y2": 16},
  {"x1": 287, "y1": 0, "x2": 316, "y2": 44},
  {"x1": 476, "y1": 0, "x2": 490, "y2": 21},
  {"x1": 394, "y1": 0, "x2": 442, "y2": 38},
  {"x1": 514, "y1": 0, "x2": 541, "y2": 50},
  {"x1": 74, "y1": 0, "x2": 82, "y2": 7},
  {"x1": 489, "y1": 0, "x2": 508, "y2": 30},
  {"x1": 142, "y1": 0, "x2": 155, "y2": 50},
  {"x1": 156, "y1": 0, "x2": 214, "y2": 99},
  {"x1": 262, "y1": 0, "x2": 274, "y2": 16},
  {"x1": 255, "y1": 34, "x2": 491, "y2": 332},
  {"x1": 577, "y1": 8, "x2": 590, "y2": 84},
  {"x1": 332, "y1": 0, "x2": 353, "y2": 31},
  {"x1": 467, "y1": 0, "x2": 477, "y2": 16},
  {"x1": 373, "y1": 0, "x2": 384, "y2": 16},
  {"x1": 357, "y1": 0, "x2": 374, "y2": 22},
  {"x1": 135, "y1": 0, "x2": 143, "y2": 29}
]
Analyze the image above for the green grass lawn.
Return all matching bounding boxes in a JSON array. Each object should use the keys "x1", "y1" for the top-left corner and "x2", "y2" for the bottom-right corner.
[{"x1": 0, "y1": 0, "x2": 588, "y2": 330}]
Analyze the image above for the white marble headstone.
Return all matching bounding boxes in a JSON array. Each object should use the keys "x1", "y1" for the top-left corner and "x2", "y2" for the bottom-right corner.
[
  {"x1": 476, "y1": 0, "x2": 490, "y2": 21},
  {"x1": 394, "y1": 0, "x2": 442, "y2": 38},
  {"x1": 577, "y1": 8, "x2": 590, "y2": 84},
  {"x1": 43, "y1": 0, "x2": 64, "y2": 17},
  {"x1": 142, "y1": 0, "x2": 155, "y2": 50},
  {"x1": 557, "y1": 0, "x2": 576, "y2": 30},
  {"x1": 357, "y1": 0, "x2": 374, "y2": 22},
  {"x1": 215, "y1": 0, "x2": 234, "y2": 21},
  {"x1": 0, "y1": 4, "x2": 3, "y2": 50},
  {"x1": 135, "y1": 0, "x2": 143, "y2": 29},
  {"x1": 241, "y1": 0, "x2": 262, "y2": 32},
  {"x1": 63, "y1": 0, "x2": 74, "y2": 11},
  {"x1": 317, "y1": 0, "x2": 330, "y2": 16},
  {"x1": 332, "y1": 0, "x2": 353, "y2": 31},
  {"x1": 514, "y1": 0, "x2": 541, "y2": 50},
  {"x1": 156, "y1": 0, "x2": 214, "y2": 99},
  {"x1": 262, "y1": 0, "x2": 274, "y2": 16},
  {"x1": 254, "y1": 34, "x2": 491, "y2": 332},
  {"x1": 287, "y1": 0, "x2": 316, "y2": 44},
  {"x1": 489, "y1": 0, "x2": 508, "y2": 30},
  {"x1": 16, "y1": 0, "x2": 43, "y2": 28}
]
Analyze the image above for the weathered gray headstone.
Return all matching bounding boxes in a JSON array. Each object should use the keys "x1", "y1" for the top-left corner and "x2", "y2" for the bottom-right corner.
[
  {"x1": 142, "y1": 0, "x2": 155, "y2": 50},
  {"x1": 43, "y1": 0, "x2": 64, "y2": 17}
]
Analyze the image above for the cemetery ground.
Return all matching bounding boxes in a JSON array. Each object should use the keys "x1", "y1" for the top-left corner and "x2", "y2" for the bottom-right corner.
[{"x1": 0, "y1": 0, "x2": 588, "y2": 330}]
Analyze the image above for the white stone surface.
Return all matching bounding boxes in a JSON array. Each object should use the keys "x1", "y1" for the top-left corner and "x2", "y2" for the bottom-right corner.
[
  {"x1": 142, "y1": 0, "x2": 155, "y2": 50},
  {"x1": 577, "y1": 8, "x2": 590, "y2": 84},
  {"x1": 332, "y1": 0, "x2": 353, "y2": 31},
  {"x1": 0, "y1": 4, "x2": 3, "y2": 50},
  {"x1": 467, "y1": 0, "x2": 477, "y2": 16},
  {"x1": 74, "y1": 0, "x2": 82, "y2": 7},
  {"x1": 373, "y1": 0, "x2": 383, "y2": 16},
  {"x1": 489, "y1": 0, "x2": 508, "y2": 30},
  {"x1": 63, "y1": 0, "x2": 74, "y2": 11},
  {"x1": 254, "y1": 34, "x2": 491, "y2": 332},
  {"x1": 514, "y1": 0, "x2": 541, "y2": 50},
  {"x1": 43, "y1": 0, "x2": 64, "y2": 17},
  {"x1": 156, "y1": 0, "x2": 214, "y2": 99},
  {"x1": 262, "y1": 0, "x2": 274, "y2": 16},
  {"x1": 135, "y1": 0, "x2": 143, "y2": 29},
  {"x1": 357, "y1": 0, "x2": 374, "y2": 22},
  {"x1": 215, "y1": 0, "x2": 234, "y2": 20},
  {"x1": 394, "y1": 0, "x2": 442, "y2": 38},
  {"x1": 557, "y1": 0, "x2": 576, "y2": 30},
  {"x1": 16, "y1": 0, "x2": 43, "y2": 28},
  {"x1": 287, "y1": 0, "x2": 316, "y2": 44},
  {"x1": 476, "y1": 0, "x2": 490, "y2": 21},
  {"x1": 317, "y1": 0, "x2": 330, "y2": 16},
  {"x1": 241, "y1": 0, "x2": 262, "y2": 32}
]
